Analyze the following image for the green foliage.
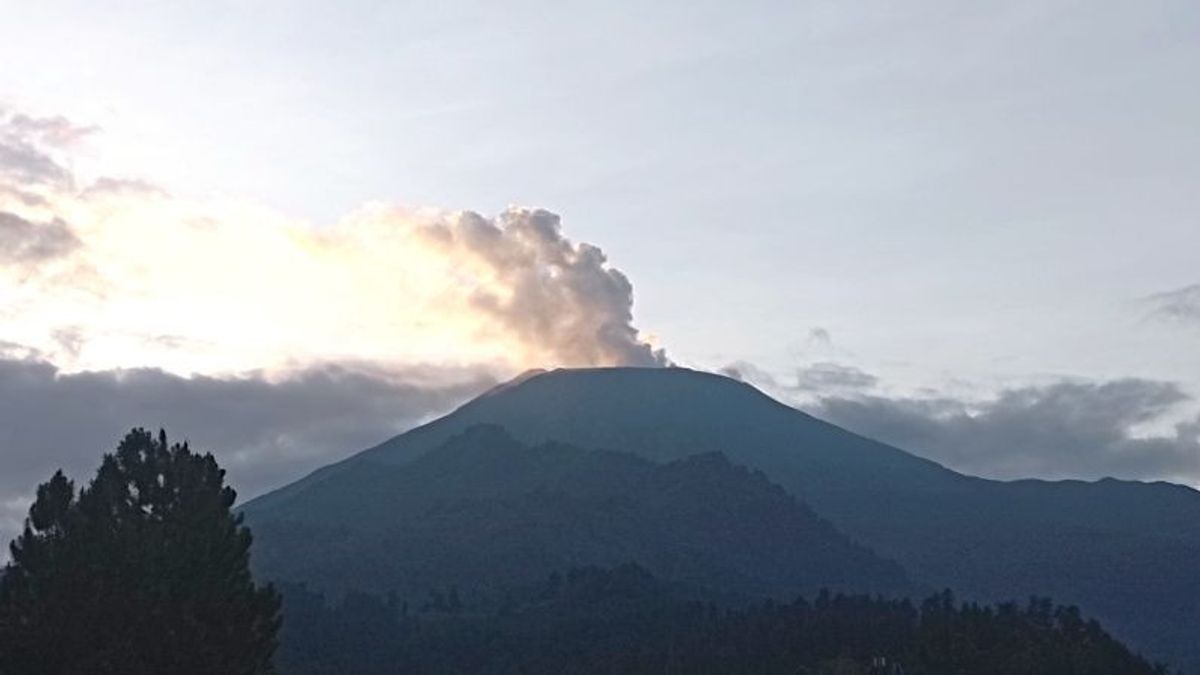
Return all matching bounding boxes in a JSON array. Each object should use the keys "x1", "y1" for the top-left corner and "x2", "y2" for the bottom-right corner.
[
  {"x1": 0, "y1": 428, "x2": 281, "y2": 674},
  {"x1": 276, "y1": 564, "x2": 1168, "y2": 674}
]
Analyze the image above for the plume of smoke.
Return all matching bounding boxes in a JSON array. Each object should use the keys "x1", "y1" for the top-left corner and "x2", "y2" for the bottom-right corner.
[
  {"x1": 415, "y1": 208, "x2": 667, "y2": 368},
  {"x1": 0, "y1": 107, "x2": 666, "y2": 374}
]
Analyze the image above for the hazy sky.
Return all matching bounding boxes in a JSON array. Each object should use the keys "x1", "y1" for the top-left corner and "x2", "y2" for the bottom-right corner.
[{"x1": 1, "y1": 1, "x2": 1198, "y2": 530}]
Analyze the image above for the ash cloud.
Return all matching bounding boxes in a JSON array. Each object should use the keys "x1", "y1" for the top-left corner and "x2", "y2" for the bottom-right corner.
[{"x1": 417, "y1": 208, "x2": 667, "y2": 368}]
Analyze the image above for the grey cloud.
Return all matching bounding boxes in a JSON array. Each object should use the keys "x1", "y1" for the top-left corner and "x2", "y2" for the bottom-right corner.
[
  {"x1": 422, "y1": 207, "x2": 668, "y2": 367},
  {"x1": 0, "y1": 185, "x2": 49, "y2": 207},
  {"x1": 722, "y1": 359, "x2": 876, "y2": 394},
  {"x1": 0, "y1": 110, "x2": 88, "y2": 189},
  {"x1": 6, "y1": 113, "x2": 96, "y2": 147},
  {"x1": 81, "y1": 176, "x2": 168, "y2": 198},
  {"x1": 0, "y1": 356, "x2": 496, "y2": 544},
  {"x1": 0, "y1": 340, "x2": 44, "y2": 361},
  {"x1": 805, "y1": 328, "x2": 834, "y2": 352},
  {"x1": 1146, "y1": 283, "x2": 1200, "y2": 324},
  {"x1": 0, "y1": 211, "x2": 80, "y2": 266},
  {"x1": 50, "y1": 327, "x2": 86, "y2": 359},
  {"x1": 794, "y1": 362, "x2": 878, "y2": 392},
  {"x1": 0, "y1": 137, "x2": 70, "y2": 187},
  {"x1": 812, "y1": 379, "x2": 1200, "y2": 483},
  {"x1": 720, "y1": 360, "x2": 779, "y2": 385}
]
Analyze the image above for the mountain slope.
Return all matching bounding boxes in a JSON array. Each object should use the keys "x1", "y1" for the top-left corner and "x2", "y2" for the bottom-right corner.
[
  {"x1": 245, "y1": 367, "x2": 1200, "y2": 671},
  {"x1": 248, "y1": 424, "x2": 910, "y2": 602}
]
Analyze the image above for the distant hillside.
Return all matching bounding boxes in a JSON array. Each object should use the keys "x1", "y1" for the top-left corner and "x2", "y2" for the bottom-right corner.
[
  {"x1": 248, "y1": 424, "x2": 910, "y2": 602},
  {"x1": 245, "y1": 367, "x2": 1200, "y2": 671}
]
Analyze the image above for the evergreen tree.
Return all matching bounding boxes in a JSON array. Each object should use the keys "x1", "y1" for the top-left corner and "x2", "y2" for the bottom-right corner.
[{"x1": 0, "y1": 428, "x2": 281, "y2": 674}]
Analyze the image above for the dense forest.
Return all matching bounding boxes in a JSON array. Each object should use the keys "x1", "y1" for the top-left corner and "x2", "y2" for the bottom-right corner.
[{"x1": 277, "y1": 564, "x2": 1167, "y2": 675}]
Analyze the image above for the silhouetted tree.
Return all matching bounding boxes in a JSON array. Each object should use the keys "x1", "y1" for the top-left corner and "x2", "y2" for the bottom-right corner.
[{"x1": 0, "y1": 428, "x2": 280, "y2": 674}]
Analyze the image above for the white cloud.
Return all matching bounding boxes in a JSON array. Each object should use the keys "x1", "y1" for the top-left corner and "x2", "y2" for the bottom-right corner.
[{"x1": 0, "y1": 107, "x2": 666, "y2": 376}]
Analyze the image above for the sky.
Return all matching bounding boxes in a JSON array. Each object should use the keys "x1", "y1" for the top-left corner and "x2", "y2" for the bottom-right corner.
[{"x1": 0, "y1": 1, "x2": 1198, "y2": 537}]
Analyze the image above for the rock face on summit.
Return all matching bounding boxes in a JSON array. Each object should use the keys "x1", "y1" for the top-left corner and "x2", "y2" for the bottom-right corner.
[{"x1": 245, "y1": 367, "x2": 1200, "y2": 671}]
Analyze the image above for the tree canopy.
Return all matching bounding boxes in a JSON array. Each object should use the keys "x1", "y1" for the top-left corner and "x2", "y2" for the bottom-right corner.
[
  {"x1": 0, "y1": 428, "x2": 280, "y2": 674},
  {"x1": 276, "y1": 564, "x2": 1169, "y2": 675}
]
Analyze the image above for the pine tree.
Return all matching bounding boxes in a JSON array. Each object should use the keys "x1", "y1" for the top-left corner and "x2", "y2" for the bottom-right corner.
[{"x1": 0, "y1": 428, "x2": 281, "y2": 674}]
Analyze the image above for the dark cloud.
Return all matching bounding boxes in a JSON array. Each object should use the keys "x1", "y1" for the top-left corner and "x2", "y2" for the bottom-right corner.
[
  {"x1": 1146, "y1": 283, "x2": 1200, "y2": 325},
  {"x1": 0, "y1": 211, "x2": 80, "y2": 266},
  {"x1": 0, "y1": 356, "x2": 495, "y2": 543},
  {"x1": 812, "y1": 379, "x2": 1200, "y2": 483}
]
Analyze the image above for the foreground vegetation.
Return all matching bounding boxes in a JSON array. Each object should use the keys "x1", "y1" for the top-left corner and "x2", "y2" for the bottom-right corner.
[
  {"x1": 0, "y1": 429, "x2": 280, "y2": 675},
  {"x1": 278, "y1": 564, "x2": 1166, "y2": 675},
  {"x1": 0, "y1": 428, "x2": 1171, "y2": 674}
]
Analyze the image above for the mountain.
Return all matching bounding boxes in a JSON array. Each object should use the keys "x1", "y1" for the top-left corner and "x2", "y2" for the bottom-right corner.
[
  {"x1": 245, "y1": 367, "x2": 1200, "y2": 671},
  {"x1": 248, "y1": 424, "x2": 909, "y2": 604}
]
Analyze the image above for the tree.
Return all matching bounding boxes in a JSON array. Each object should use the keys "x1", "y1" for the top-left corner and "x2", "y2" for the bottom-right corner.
[{"x1": 0, "y1": 428, "x2": 280, "y2": 674}]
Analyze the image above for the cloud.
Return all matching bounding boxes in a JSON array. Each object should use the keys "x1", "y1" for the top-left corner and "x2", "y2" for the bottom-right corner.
[
  {"x1": 415, "y1": 208, "x2": 667, "y2": 368},
  {"x1": 804, "y1": 327, "x2": 834, "y2": 352},
  {"x1": 0, "y1": 139, "x2": 70, "y2": 188},
  {"x1": 0, "y1": 106, "x2": 665, "y2": 374},
  {"x1": 794, "y1": 362, "x2": 878, "y2": 392},
  {"x1": 0, "y1": 354, "x2": 496, "y2": 545},
  {"x1": 812, "y1": 379, "x2": 1200, "y2": 483},
  {"x1": 1146, "y1": 283, "x2": 1200, "y2": 325},
  {"x1": 80, "y1": 177, "x2": 168, "y2": 198},
  {"x1": 5, "y1": 112, "x2": 96, "y2": 147},
  {"x1": 727, "y1": 356, "x2": 1200, "y2": 484},
  {"x1": 0, "y1": 211, "x2": 80, "y2": 267},
  {"x1": 722, "y1": 358, "x2": 876, "y2": 395},
  {"x1": 0, "y1": 109, "x2": 80, "y2": 188}
]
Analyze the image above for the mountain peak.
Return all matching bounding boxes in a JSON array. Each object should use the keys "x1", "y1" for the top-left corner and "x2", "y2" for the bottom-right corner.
[{"x1": 243, "y1": 364, "x2": 1200, "y2": 670}]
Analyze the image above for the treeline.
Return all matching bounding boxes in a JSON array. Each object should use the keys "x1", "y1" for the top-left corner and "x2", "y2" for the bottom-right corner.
[{"x1": 277, "y1": 563, "x2": 1167, "y2": 675}]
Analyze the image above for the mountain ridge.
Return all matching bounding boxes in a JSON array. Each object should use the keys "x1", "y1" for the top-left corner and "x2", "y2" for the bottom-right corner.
[
  {"x1": 248, "y1": 423, "x2": 912, "y2": 602},
  {"x1": 243, "y1": 366, "x2": 1200, "y2": 671}
]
